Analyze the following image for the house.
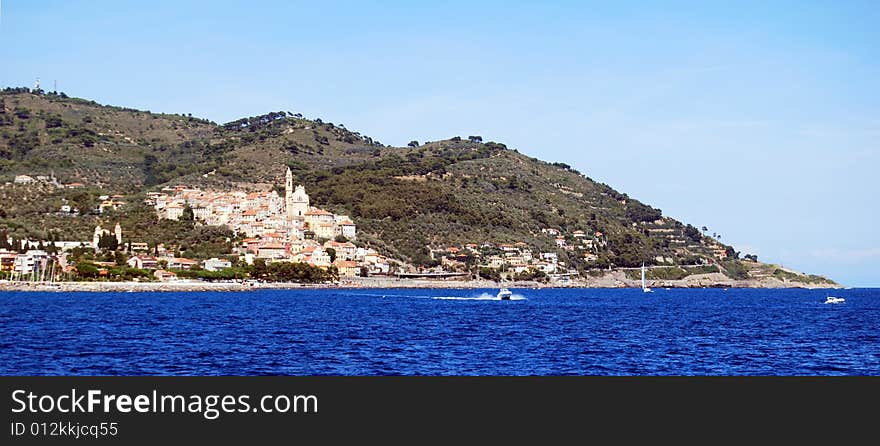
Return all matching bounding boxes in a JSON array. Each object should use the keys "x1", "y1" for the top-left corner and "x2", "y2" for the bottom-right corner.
[
  {"x1": 13, "y1": 250, "x2": 49, "y2": 275},
  {"x1": 14, "y1": 175, "x2": 35, "y2": 184},
  {"x1": 540, "y1": 252, "x2": 558, "y2": 262},
  {"x1": 203, "y1": 258, "x2": 232, "y2": 271},
  {"x1": 258, "y1": 243, "x2": 287, "y2": 259},
  {"x1": 304, "y1": 208, "x2": 335, "y2": 229},
  {"x1": 314, "y1": 222, "x2": 336, "y2": 240},
  {"x1": 324, "y1": 241, "x2": 357, "y2": 261},
  {"x1": 306, "y1": 247, "x2": 332, "y2": 266},
  {"x1": 154, "y1": 270, "x2": 178, "y2": 282},
  {"x1": 0, "y1": 251, "x2": 17, "y2": 272},
  {"x1": 129, "y1": 242, "x2": 150, "y2": 252},
  {"x1": 334, "y1": 260, "x2": 360, "y2": 277},
  {"x1": 164, "y1": 203, "x2": 184, "y2": 220},
  {"x1": 127, "y1": 255, "x2": 159, "y2": 270},
  {"x1": 486, "y1": 256, "x2": 505, "y2": 269},
  {"x1": 166, "y1": 257, "x2": 199, "y2": 270},
  {"x1": 336, "y1": 220, "x2": 357, "y2": 240}
]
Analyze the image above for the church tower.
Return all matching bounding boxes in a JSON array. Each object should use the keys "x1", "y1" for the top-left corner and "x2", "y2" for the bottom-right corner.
[
  {"x1": 285, "y1": 167, "x2": 310, "y2": 220},
  {"x1": 114, "y1": 223, "x2": 123, "y2": 245},
  {"x1": 92, "y1": 225, "x2": 103, "y2": 249}
]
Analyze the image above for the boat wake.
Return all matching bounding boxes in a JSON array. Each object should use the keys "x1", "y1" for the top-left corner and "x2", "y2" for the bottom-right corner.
[
  {"x1": 432, "y1": 293, "x2": 526, "y2": 301},
  {"x1": 341, "y1": 292, "x2": 526, "y2": 301}
]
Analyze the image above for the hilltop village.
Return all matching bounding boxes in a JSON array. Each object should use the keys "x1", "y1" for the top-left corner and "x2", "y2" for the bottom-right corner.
[{"x1": 1, "y1": 165, "x2": 597, "y2": 284}]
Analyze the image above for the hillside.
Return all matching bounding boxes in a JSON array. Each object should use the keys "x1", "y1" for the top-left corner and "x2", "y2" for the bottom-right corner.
[{"x1": 0, "y1": 88, "x2": 836, "y2": 286}]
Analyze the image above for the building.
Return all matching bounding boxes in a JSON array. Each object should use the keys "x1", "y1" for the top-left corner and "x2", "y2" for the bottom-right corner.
[
  {"x1": 203, "y1": 258, "x2": 232, "y2": 271},
  {"x1": 164, "y1": 203, "x2": 184, "y2": 221},
  {"x1": 129, "y1": 242, "x2": 149, "y2": 252},
  {"x1": 334, "y1": 260, "x2": 360, "y2": 277},
  {"x1": 127, "y1": 255, "x2": 159, "y2": 270},
  {"x1": 154, "y1": 270, "x2": 178, "y2": 282},
  {"x1": 306, "y1": 247, "x2": 332, "y2": 266},
  {"x1": 0, "y1": 251, "x2": 17, "y2": 272},
  {"x1": 13, "y1": 250, "x2": 49, "y2": 275},
  {"x1": 13, "y1": 175, "x2": 35, "y2": 184},
  {"x1": 324, "y1": 241, "x2": 357, "y2": 261},
  {"x1": 258, "y1": 243, "x2": 287, "y2": 259},
  {"x1": 336, "y1": 220, "x2": 357, "y2": 240},
  {"x1": 286, "y1": 168, "x2": 310, "y2": 219},
  {"x1": 304, "y1": 208, "x2": 335, "y2": 231},
  {"x1": 166, "y1": 257, "x2": 199, "y2": 270}
]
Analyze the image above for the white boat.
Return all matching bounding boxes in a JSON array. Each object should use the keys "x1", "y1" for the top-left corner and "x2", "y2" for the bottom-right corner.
[
  {"x1": 641, "y1": 263, "x2": 652, "y2": 293},
  {"x1": 497, "y1": 288, "x2": 513, "y2": 300},
  {"x1": 825, "y1": 296, "x2": 845, "y2": 304}
]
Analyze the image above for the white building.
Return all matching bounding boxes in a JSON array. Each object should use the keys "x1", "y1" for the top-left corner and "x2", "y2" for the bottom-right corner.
[
  {"x1": 286, "y1": 167, "x2": 310, "y2": 219},
  {"x1": 203, "y1": 258, "x2": 233, "y2": 271},
  {"x1": 13, "y1": 250, "x2": 49, "y2": 275}
]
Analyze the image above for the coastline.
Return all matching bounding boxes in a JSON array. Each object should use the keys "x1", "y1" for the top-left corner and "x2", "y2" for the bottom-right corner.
[{"x1": 0, "y1": 271, "x2": 842, "y2": 292}]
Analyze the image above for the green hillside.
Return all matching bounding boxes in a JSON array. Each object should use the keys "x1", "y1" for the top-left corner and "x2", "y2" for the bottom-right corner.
[{"x1": 0, "y1": 88, "x2": 836, "y2": 284}]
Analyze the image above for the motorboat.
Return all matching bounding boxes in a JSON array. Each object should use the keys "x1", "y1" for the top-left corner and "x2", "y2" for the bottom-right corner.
[
  {"x1": 497, "y1": 288, "x2": 513, "y2": 300},
  {"x1": 825, "y1": 296, "x2": 845, "y2": 304}
]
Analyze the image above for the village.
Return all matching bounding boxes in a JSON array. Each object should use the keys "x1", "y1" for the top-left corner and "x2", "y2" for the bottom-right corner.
[{"x1": 1, "y1": 165, "x2": 734, "y2": 286}]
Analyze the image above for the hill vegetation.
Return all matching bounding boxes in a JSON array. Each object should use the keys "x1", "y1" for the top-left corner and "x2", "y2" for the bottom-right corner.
[{"x1": 0, "y1": 87, "x2": 836, "y2": 285}]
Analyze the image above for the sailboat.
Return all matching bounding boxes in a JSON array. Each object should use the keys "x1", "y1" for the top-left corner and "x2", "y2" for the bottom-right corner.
[{"x1": 641, "y1": 263, "x2": 652, "y2": 293}]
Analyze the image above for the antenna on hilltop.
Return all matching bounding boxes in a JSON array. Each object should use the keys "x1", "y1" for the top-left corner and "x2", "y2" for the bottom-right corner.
[
  {"x1": 34, "y1": 78, "x2": 40, "y2": 91},
  {"x1": 54, "y1": 80, "x2": 57, "y2": 93}
]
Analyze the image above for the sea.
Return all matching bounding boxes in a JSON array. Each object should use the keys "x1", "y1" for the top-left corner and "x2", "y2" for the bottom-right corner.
[{"x1": 0, "y1": 287, "x2": 877, "y2": 375}]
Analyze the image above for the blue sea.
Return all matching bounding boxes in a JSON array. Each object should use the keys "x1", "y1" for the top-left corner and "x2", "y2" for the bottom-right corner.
[{"x1": 0, "y1": 287, "x2": 877, "y2": 375}]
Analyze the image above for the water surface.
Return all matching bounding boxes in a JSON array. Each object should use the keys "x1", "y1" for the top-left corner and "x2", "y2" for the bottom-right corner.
[{"x1": 0, "y1": 287, "x2": 876, "y2": 375}]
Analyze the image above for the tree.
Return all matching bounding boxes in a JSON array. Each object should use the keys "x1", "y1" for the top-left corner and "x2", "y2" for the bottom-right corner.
[
  {"x1": 478, "y1": 267, "x2": 501, "y2": 282},
  {"x1": 683, "y1": 225, "x2": 701, "y2": 242},
  {"x1": 181, "y1": 204, "x2": 195, "y2": 222},
  {"x1": 326, "y1": 247, "x2": 337, "y2": 263},
  {"x1": 468, "y1": 135, "x2": 483, "y2": 142},
  {"x1": 408, "y1": 140, "x2": 419, "y2": 147},
  {"x1": 97, "y1": 233, "x2": 118, "y2": 251},
  {"x1": 725, "y1": 246, "x2": 739, "y2": 260}
]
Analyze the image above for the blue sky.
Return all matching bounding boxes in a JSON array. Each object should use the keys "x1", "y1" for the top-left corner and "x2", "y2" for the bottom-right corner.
[{"x1": 1, "y1": 1, "x2": 877, "y2": 286}]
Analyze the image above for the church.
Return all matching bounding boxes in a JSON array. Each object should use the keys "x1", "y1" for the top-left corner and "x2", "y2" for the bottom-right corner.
[{"x1": 285, "y1": 167, "x2": 310, "y2": 220}]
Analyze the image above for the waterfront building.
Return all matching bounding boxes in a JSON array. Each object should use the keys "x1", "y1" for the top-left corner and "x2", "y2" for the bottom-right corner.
[{"x1": 203, "y1": 258, "x2": 233, "y2": 271}]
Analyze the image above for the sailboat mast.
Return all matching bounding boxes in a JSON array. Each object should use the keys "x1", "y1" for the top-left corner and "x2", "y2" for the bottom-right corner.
[{"x1": 641, "y1": 263, "x2": 646, "y2": 289}]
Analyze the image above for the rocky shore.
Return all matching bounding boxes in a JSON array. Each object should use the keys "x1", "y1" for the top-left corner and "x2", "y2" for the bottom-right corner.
[{"x1": 0, "y1": 270, "x2": 842, "y2": 292}]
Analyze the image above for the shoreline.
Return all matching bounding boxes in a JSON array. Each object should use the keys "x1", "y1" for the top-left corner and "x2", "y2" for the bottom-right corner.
[{"x1": 0, "y1": 274, "x2": 843, "y2": 292}]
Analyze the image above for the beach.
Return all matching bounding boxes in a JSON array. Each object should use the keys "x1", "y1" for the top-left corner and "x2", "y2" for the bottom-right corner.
[{"x1": 0, "y1": 270, "x2": 841, "y2": 292}]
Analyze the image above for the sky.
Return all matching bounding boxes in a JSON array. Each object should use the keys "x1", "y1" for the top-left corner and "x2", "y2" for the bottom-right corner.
[{"x1": 1, "y1": 0, "x2": 877, "y2": 286}]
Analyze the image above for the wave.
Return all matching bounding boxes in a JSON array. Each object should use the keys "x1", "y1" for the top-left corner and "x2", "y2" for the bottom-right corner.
[
  {"x1": 432, "y1": 293, "x2": 526, "y2": 301},
  {"x1": 342, "y1": 292, "x2": 526, "y2": 301}
]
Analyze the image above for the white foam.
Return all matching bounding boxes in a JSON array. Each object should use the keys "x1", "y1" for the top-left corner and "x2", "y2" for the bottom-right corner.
[{"x1": 432, "y1": 293, "x2": 526, "y2": 301}]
